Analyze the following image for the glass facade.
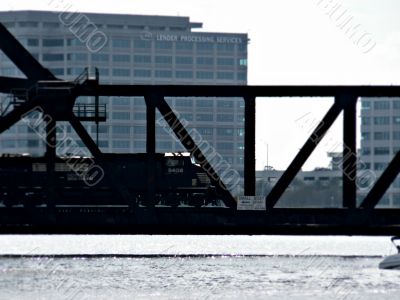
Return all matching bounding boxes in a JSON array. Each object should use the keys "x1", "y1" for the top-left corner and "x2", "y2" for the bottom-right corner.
[{"x1": 0, "y1": 10, "x2": 248, "y2": 177}]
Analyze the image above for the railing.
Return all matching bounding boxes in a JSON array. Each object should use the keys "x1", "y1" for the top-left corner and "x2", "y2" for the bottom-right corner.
[{"x1": 73, "y1": 103, "x2": 107, "y2": 120}]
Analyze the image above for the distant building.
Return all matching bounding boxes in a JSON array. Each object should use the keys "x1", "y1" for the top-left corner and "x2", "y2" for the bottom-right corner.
[
  {"x1": 0, "y1": 10, "x2": 248, "y2": 175},
  {"x1": 360, "y1": 97, "x2": 400, "y2": 207},
  {"x1": 256, "y1": 153, "x2": 342, "y2": 207}
]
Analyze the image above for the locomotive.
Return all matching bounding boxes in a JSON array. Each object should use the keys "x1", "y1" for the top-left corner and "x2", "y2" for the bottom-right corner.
[{"x1": 0, "y1": 152, "x2": 219, "y2": 208}]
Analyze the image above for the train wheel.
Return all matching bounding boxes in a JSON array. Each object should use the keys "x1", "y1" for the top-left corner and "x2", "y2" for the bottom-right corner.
[{"x1": 190, "y1": 194, "x2": 205, "y2": 208}]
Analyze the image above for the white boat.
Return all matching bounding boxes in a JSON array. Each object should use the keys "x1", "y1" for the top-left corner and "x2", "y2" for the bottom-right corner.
[{"x1": 379, "y1": 237, "x2": 400, "y2": 270}]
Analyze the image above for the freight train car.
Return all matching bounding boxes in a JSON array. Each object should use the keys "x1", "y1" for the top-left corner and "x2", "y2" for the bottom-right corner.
[{"x1": 0, "y1": 153, "x2": 219, "y2": 208}]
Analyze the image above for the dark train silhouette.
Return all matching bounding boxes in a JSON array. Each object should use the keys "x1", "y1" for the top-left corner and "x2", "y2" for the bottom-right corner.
[{"x1": 0, "y1": 153, "x2": 220, "y2": 208}]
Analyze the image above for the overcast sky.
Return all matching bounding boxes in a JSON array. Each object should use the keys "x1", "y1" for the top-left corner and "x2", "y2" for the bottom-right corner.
[{"x1": 1, "y1": 0, "x2": 399, "y2": 170}]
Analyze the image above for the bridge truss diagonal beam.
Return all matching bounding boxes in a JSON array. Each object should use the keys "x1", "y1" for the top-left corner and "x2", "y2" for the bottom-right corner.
[
  {"x1": 360, "y1": 150, "x2": 400, "y2": 209},
  {"x1": 153, "y1": 94, "x2": 237, "y2": 209},
  {"x1": 0, "y1": 23, "x2": 56, "y2": 81},
  {"x1": 265, "y1": 101, "x2": 343, "y2": 209}
]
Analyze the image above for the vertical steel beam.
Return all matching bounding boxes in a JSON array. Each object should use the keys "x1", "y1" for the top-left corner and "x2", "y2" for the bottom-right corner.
[
  {"x1": 45, "y1": 119, "x2": 56, "y2": 208},
  {"x1": 265, "y1": 102, "x2": 343, "y2": 209},
  {"x1": 244, "y1": 96, "x2": 256, "y2": 196},
  {"x1": 340, "y1": 95, "x2": 358, "y2": 208},
  {"x1": 45, "y1": 119, "x2": 57, "y2": 159},
  {"x1": 145, "y1": 96, "x2": 156, "y2": 154}
]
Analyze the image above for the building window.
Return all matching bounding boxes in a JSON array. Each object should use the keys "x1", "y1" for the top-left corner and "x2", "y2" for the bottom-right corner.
[
  {"x1": 217, "y1": 100, "x2": 234, "y2": 109},
  {"x1": 361, "y1": 117, "x2": 370, "y2": 125},
  {"x1": 66, "y1": 38, "x2": 81, "y2": 46},
  {"x1": 175, "y1": 99, "x2": 193, "y2": 107},
  {"x1": 394, "y1": 117, "x2": 400, "y2": 124},
  {"x1": 67, "y1": 53, "x2": 88, "y2": 61},
  {"x1": 1, "y1": 140, "x2": 15, "y2": 148},
  {"x1": 113, "y1": 54, "x2": 130, "y2": 63},
  {"x1": 373, "y1": 116, "x2": 390, "y2": 125},
  {"x1": 155, "y1": 56, "x2": 172, "y2": 64},
  {"x1": 239, "y1": 58, "x2": 248, "y2": 66},
  {"x1": 217, "y1": 142, "x2": 234, "y2": 150},
  {"x1": 43, "y1": 22, "x2": 59, "y2": 28},
  {"x1": 217, "y1": 72, "x2": 234, "y2": 80},
  {"x1": 180, "y1": 113, "x2": 193, "y2": 121},
  {"x1": 176, "y1": 42, "x2": 193, "y2": 51},
  {"x1": 217, "y1": 43, "x2": 235, "y2": 52},
  {"x1": 43, "y1": 39, "x2": 64, "y2": 47},
  {"x1": 98, "y1": 140, "x2": 109, "y2": 148},
  {"x1": 197, "y1": 43, "x2": 214, "y2": 52},
  {"x1": 361, "y1": 101, "x2": 370, "y2": 109},
  {"x1": 113, "y1": 97, "x2": 130, "y2": 106},
  {"x1": 112, "y1": 126, "x2": 131, "y2": 134},
  {"x1": 128, "y1": 25, "x2": 145, "y2": 30},
  {"x1": 393, "y1": 131, "x2": 400, "y2": 140},
  {"x1": 196, "y1": 71, "x2": 214, "y2": 79},
  {"x1": 43, "y1": 54, "x2": 64, "y2": 61},
  {"x1": 113, "y1": 140, "x2": 130, "y2": 148},
  {"x1": 92, "y1": 54, "x2": 109, "y2": 62},
  {"x1": 91, "y1": 125, "x2": 108, "y2": 133},
  {"x1": 361, "y1": 148, "x2": 370, "y2": 155},
  {"x1": 196, "y1": 114, "x2": 213, "y2": 122},
  {"x1": 374, "y1": 101, "x2": 390, "y2": 110},
  {"x1": 134, "y1": 113, "x2": 146, "y2": 120},
  {"x1": 112, "y1": 112, "x2": 130, "y2": 120},
  {"x1": 134, "y1": 126, "x2": 146, "y2": 134},
  {"x1": 217, "y1": 128, "x2": 234, "y2": 136},
  {"x1": 107, "y1": 24, "x2": 124, "y2": 29},
  {"x1": 196, "y1": 99, "x2": 213, "y2": 108},
  {"x1": 3, "y1": 22, "x2": 15, "y2": 28},
  {"x1": 176, "y1": 71, "x2": 193, "y2": 79},
  {"x1": 67, "y1": 68, "x2": 85, "y2": 76},
  {"x1": 176, "y1": 56, "x2": 193, "y2": 64},
  {"x1": 197, "y1": 127, "x2": 213, "y2": 135},
  {"x1": 49, "y1": 68, "x2": 64, "y2": 76},
  {"x1": 217, "y1": 114, "x2": 234, "y2": 122},
  {"x1": 393, "y1": 100, "x2": 400, "y2": 109},
  {"x1": 99, "y1": 69, "x2": 109, "y2": 76},
  {"x1": 157, "y1": 141, "x2": 172, "y2": 149},
  {"x1": 155, "y1": 70, "x2": 172, "y2": 78},
  {"x1": 217, "y1": 57, "x2": 234, "y2": 66},
  {"x1": 374, "y1": 147, "x2": 390, "y2": 155},
  {"x1": 134, "y1": 55, "x2": 152, "y2": 63},
  {"x1": 155, "y1": 41, "x2": 172, "y2": 50},
  {"x1": 374, "y1": 131, "x2": 390, "y2": 140},
  {"x1": 112, "y1": 69, "x2": 130, "y2": 77},
  {"x1": 237, "y1": 128, "x2": 244, "y2": 137},
  {"x1": 134, "y1": 38, "x2": 151, "y2": 49},
  {"x1": 237, "y1": 73, "x2": 247, "y2": 81},
  {"x1": 134, "y1": 69, "x2": 152, "y2": 77},
  {"x1": 196, "y1": 57, "x2": 214, "y2": 65},
  {"x1": 361, "y1": 132, "x2": 370, "y2": 140},
  {"x1": 19, "y1": 21, "x2": 38, "y2": 28},
  {"x1": 374, "y1": 163, "x2": 388, "y2": 171},
  {"x1": 112, "y1": 39, "x2": 130, "y2": 48},
  {"x1": 134, "y1": 141, "x2": 146, "y2": 149},
  {"x1": 27, "y1": 39, "x2": 39, "y2": 47}
]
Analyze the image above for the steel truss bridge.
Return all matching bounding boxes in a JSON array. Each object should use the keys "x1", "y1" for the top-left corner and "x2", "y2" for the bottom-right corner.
[{"x1": 1, "y1": 22, "x2": 400, "y2": 235}]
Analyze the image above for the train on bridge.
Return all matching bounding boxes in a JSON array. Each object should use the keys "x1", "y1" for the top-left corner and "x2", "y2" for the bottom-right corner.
[{"x1": 0, "y1": 152, "x2": 220, "y2": 208}]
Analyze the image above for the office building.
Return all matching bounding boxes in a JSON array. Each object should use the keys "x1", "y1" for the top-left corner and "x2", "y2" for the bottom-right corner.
[
  {"x1": 359, "y1": 97, "x2": 400, "y2": 207},
  {"x1": 0, "y1": 10, "x2": 248, "y2": 176}
]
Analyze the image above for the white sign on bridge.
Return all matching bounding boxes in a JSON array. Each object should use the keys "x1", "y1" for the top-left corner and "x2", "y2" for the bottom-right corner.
[{"x1": 237, "y1": 196, "x2": 266, "y2": 210}]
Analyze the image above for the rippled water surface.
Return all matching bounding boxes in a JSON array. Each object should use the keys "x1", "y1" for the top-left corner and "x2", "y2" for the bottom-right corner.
[{"x1": 0, "y1": 235, "x2": 399, "y2": 299}]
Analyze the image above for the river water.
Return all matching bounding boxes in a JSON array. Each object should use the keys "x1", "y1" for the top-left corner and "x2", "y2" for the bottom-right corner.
[{"x1": 0, "y1": 235, "x2": 399, "y2": 299}]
